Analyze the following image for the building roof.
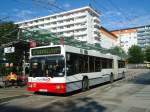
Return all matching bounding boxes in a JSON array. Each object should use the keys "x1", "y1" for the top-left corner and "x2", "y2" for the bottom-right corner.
[
  {"x1": 111, "y1": 28, "x2": 137, "y2": 35},
  {"x1": 100, "y1": 26, "x2": 118, "y2": 39},
  {"x1": 111, "y1": 24, "x2": 150, "y2": 32},
  {"x1": 15, "y1": 6, "x2": 100, "y2": 24}
]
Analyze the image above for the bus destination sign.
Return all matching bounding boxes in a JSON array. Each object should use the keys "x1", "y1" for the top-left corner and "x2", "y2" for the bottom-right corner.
[{"x1": 31, "y1": 46, "x2": 61, "y2": 56}]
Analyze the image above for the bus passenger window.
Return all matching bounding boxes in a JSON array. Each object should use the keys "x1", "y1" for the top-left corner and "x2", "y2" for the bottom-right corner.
[{"x1": 95, "y1": 58, "x2": 101, "y2": 72}]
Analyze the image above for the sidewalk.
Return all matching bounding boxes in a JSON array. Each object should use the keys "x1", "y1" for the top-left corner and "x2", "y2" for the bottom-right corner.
[{"x1": 126, "y1": 69, "x2": 150, "y2": 80}]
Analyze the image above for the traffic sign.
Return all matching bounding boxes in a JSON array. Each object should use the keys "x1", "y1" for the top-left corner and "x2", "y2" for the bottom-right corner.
[{"x1": 4, "y1": 47, "x2": 15, "y2": 53}]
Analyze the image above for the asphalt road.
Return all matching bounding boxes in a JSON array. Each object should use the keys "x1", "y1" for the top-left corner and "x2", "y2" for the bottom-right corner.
[{"x1": 0, "y1": 69, "x2": 150, "y2": 112}]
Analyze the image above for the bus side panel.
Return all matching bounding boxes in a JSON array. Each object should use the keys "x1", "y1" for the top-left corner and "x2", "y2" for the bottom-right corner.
[
  {"x1": 89, "y1": 76, "x2": 110, "y2": 86},
  {"x1": 89, "y1": 69, "x2": 113, "y2": 86},
  {"x1": 113, "y1": 57, "x2": 119, "y2": 80},
  {"x1": 66, "y1": 75, "x2": 83, "y2": 92},
  {"x1": 65, "y1": 69, "x2": 113, "y2": 92},
  {"x1": 66, "y1": 81, "x2": 82, "y2": 92}
]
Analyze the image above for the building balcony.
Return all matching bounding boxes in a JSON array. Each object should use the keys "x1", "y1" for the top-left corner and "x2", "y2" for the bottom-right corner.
[
  {"x1": 138, "y1": 42, "x2": 145, "y2": 45},
  {"x1": 74, "y1": 19, "x2": 87, "y2": 24},
  {"x1": 47, "y1": 24, "x2": 57, "y2": 28},
  {"x1": 74, "y1": 25, "x2": 87, "y2": 30},
  {"x1": 94, "y1": 36, "x2": 101, "y2": 41},
  {"x1": 57, "y1": 15, "x2": 74, "y2": 21},
  {"x1": 50, "y1": 29, "x2": 57, "y2": 32},
  {"x1": 74, "y1": 12, "x2": 87, "y2": 17},
  {"x1": 20, "y1": 21, "x2": 48, "y2": 28},
  {"x1": 137, "y1": 37, "x2": 146, "y2": 39},
  {"x1": 75, "y1": 36, "x2": 87, "y2": 41},
  {"x1": 74, "y1": 31, "x2": 87, "y2": 36},
  {"x1": 94, "y1": 23, "x2": 101, "y2": 28},
  {"x1": 93, "y1": 17, "x2": 100, "y2": 22},
  {"x1": 144, "y1": 32, "x2": 150, "y2": 35},
  {"x1": 63, "y1": 33, "x2": 74, "y2": 37},
  {"x1": 93, "y1": 28, "x2": 99, "y2": 32},
  {"x1": 57, "y1": 21, "x2": 74, "y2": 27},
  {"x1": 56, "y1": 26, "x2": 75, "y2": 32},
  {"x1": 137, "y1": 28, "x2": 145, "y2": 32},
  {"x1": 56, "y1": 12, "x2": 87, "y2": 21},
  {"x1": 93, "y1": 33, "x2": 100, "y2": 37}
]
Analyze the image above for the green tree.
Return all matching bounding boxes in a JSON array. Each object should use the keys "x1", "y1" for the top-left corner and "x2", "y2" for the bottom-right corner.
[
  {"x1": 0, "y1": 21, "x2": 27, "y2": 66},
  {"x1": 0, "y1": 21, "x2": 19, "y2": 45},
  {"x1": 109, "y1": 46, "x2": 127, "y2": 58},
  {"x1": 128, "y1": 45, "x2": 144, "y2": 64},
  {"x1": 145, "y1": 46, "x2": 150, "y2": 62}
]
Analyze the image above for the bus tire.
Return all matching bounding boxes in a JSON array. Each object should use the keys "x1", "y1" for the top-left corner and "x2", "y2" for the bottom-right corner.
[
  {"x1": 82, "y1": 77, "x2": 89, "y2": 91},
  {"x1": 110, "y1": 74, "x2": 114, "y2": 83}
]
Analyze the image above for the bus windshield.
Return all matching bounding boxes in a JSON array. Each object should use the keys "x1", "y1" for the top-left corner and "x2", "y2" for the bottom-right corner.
[{"x1": 30, "y1": 56, "x2": 65, "y2": 77}]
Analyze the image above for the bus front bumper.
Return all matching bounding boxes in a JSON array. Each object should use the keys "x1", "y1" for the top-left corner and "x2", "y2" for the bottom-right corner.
[{"x1": 27, "y1": 82, "x2": 66, "y2": 93}]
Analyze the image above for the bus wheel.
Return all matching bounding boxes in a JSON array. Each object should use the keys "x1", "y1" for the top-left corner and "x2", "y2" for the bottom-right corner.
[
  {"x1": 82, "y1": 77, "x2": 89, "y2": 91},
  {"x1": 110, "y1": 74, "x2": 114, "y2": 83}
]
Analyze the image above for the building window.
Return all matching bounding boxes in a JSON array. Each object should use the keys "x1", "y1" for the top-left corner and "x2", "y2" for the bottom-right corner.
[
  {"x1": 60, "y1": 26, "x2": 63, "y2": 29},
  {"x1": 52, "y1": 16, "x2": 56, "y2": 19},
  {"x1": 58, "y1": 21, "x2": 63, "y2": 24},
  {"x1": 45, "y1": 18, "x2": 50, "y2": 20},
  {"x1": 35, "y1": 20, "x2": 38, "y2": 23},
  {"x1": 95, "y1": 37, "x2": 100, "y2": 41},
  {"x1": 66, "y1": 25, "x2": 71, "y2": 28}
]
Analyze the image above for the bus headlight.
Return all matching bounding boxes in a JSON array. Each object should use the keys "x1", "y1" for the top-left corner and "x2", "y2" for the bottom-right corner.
[
  {"x1": 55, "y1": 84, "x2": 64, "y2": 90},
  {"x1": 56, "y1": 85, "x2": 61, "y2": 90},
  {"x1": 32, "y1": 83, "x2": 36, "y2": 87}
]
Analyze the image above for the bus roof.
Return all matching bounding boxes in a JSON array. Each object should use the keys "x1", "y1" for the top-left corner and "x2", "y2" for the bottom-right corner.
[{"x1": 64, "y1": 45, "x2": 121, "y2": 60}]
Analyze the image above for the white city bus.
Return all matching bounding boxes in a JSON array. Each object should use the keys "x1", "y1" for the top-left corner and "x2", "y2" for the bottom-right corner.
[{"x1": 27, "y1": 45, "x2": 126, "y2": 93}]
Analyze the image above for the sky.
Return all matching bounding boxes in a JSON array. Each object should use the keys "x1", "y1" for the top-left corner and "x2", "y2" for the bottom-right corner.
[{"x1": 1, "y1": 0, "x2": 150, "y2": 30}]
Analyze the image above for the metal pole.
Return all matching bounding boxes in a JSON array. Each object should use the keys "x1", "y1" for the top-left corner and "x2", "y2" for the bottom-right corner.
[{"x1": 17, "y1": 29, "x2": 20, "y2": 40}]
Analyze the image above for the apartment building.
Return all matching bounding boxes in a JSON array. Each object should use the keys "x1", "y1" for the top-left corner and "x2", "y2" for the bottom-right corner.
[
  {"x1": 100, "y1": 27, "x2": 117, "y2": 49},
  {"x1": 137, "y1": 25, "x2": 150, "y2": 51},
  {"x1": 111, "y1": 28, "x2": 137, "y2": 53},
  {"x1": 16, "y1": 6, "x2": 101, "y2": 44},
  {"x1": 112, "y1": 25, "x2": 150, "y2": 52}
]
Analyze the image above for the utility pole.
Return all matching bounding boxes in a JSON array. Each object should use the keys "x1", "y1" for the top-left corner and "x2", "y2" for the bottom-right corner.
[
  {"x1": 22, "y1": 51, "x2": 26, "y2": 75},
  {"x1": 17, "y1": 28, "x2": 20, "y2": 40}
]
